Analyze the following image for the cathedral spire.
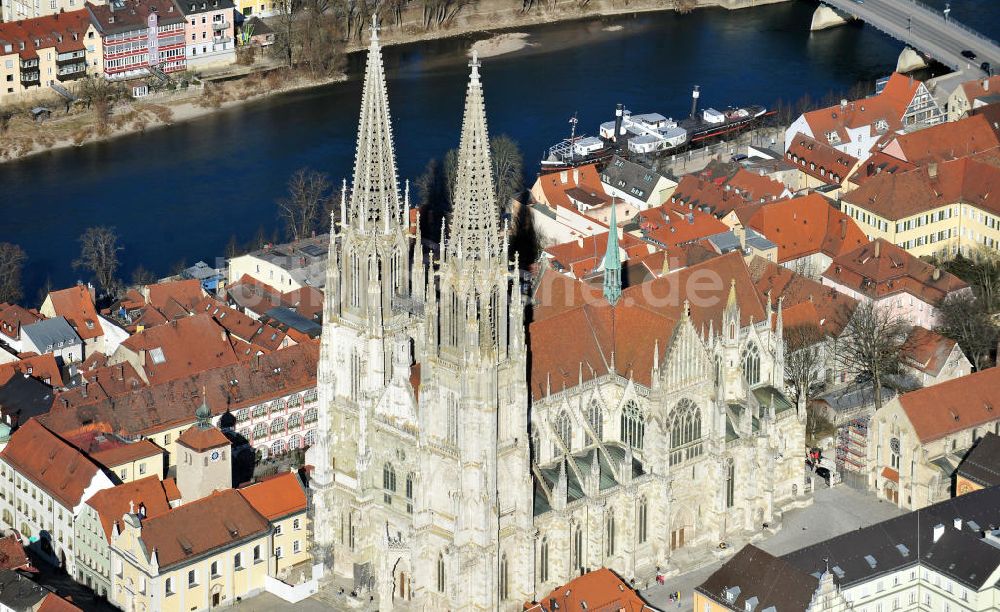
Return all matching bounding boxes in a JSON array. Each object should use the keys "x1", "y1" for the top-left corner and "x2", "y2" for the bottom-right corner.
[
  {"x1": 347, "y1": 15, "x2": 401, "y2": 236},
  {"x1": 447, "y1": 51, "x2": 501, "y2": 262},
  {"x1": 602, "y1": 204, "x2": 622, "y2": 306}
]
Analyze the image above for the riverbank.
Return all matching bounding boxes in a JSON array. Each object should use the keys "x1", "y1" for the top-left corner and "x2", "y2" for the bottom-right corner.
[
  {"x1": 0, "y1": 0, "x2": 787, "y2": 164},
  {"x1": 0, "y1": 69, "x2": 346, "y2": 165}
]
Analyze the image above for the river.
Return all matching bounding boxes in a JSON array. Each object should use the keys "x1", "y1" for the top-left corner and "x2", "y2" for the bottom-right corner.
[{"x1": 1, "y1": 0, "x2": 997, "y2": 299}]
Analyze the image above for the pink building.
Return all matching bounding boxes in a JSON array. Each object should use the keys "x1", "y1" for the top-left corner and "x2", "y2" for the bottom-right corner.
[
  {"x1": 180, "y1": 0, "x2": 235, "y2": 68},
  {"x1": 87, "y1": 0, "x2": 187, "y2": 80}
]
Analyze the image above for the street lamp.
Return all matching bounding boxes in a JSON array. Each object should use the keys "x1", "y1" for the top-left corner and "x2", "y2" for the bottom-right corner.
[{"x1": 943, "y1": 2, "x2": 950, "y2": 22}]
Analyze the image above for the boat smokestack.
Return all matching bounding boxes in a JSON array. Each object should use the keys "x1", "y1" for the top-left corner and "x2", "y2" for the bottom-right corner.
[
  {"x1": 614, "y1": 103, "x2": 624, "y2": 141},
  {"x1": 690, "y1": 85, "x2": 700, "y2": 120}
]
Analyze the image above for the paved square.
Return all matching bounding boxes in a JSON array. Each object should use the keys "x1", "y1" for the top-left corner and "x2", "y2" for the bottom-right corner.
[{"x1": 237, "y1": 486, "x2": 904, "y2": 612}]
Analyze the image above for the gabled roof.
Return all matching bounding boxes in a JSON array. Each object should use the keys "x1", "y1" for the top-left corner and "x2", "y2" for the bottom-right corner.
[
  {"x1": 849, "y1": 150, "x2": 918, "y2": 187},
  {"x1": 823, "y1": 239, "x2": 968, "y2": 304},
  {"x1": 0, "y1": 420, "x2": 103, "y2": 509},
  {"x1": 878, "y1": 114, "x2": 1000, "y2": 166},
  {"x1": 0, "y1": 9, "x2": 92, "y2": 60},
  {"x1": 86, "y1": 475, "x2": 172, "y2": 542},
  {"x1": 0, "y1": 535, "x2": 31, "y2": 571},
  {"x1": 145, "y1": 279, "x2": 206, "y2": 318},
  {"x1": 192, "y1": 297, "x2": 287, "y2": 353},
  {"x1": 37, "y1": 593, "x2": 83, "y2": 612},
  {"x1": 45, "y1": 285, "x2": 102, "y2": 341},
  {"x1": 0, "y1": 353, "x2": 63, "y2": 387},
  {"x1": 801, "y1": 72, "x2": 920, "y2": 147},
  {"x1": 744, "y1": 193, "x2": 868, "y2": 263},
  {"x1": 528, "y1": 568, "x2": 654, "y2": 612},
  {"x1": 21, "y1": 318, "x2": 81, "y2": 352},
  {"x1": 697, "y1": 545, "x2": 817, "y2": 612},
  {"x1": 544, "y1": 231, "x2": 648, "y2": 280},
  {"x1": 956, "y1": 433, "x2": 1000, "y2": 488},
  {"x1": 960, "y1": 76, "x2": 1000, "y2": 108},
  {"x1": 600, "y1": 155, "x2": 671, "y2": 204},
  {"x1": 135, "y1": 489, "x2": 270, "y2": 569},
  {"x1": 176, "y1": 423, "x2": 230, "y2": 452},
  {"x1": 843, "y1": 156, "x2": 1000, "y2": 220},
  {"x1": 0, "y1": 303, "x2": 42, "y2": 341},
  {"x1": 670, "y1": 165, "x2": 787, "y2": 217},
  {"x1": 0, "y1": 374, "x2": 55, "y2": 427},
  {"x1": 117, "y1": 314, "x2": 239, "y2": 384},
  {"x1": 747, "y1": 256, "x2": 857, "y2": 341},
  {"x1": 86, "y1": 0, "x2": 186, "y2": 35},
  {"x1": 40, "y1": 342, "x2": 318, "y2": 439},
  {"x1": 897, "y1": 367, "x2": 1000, "y2": 443},
  {"x1": 902, "y1": 326, "x2": 961, "y2": 377},
  {"x1": 533, "y1": 163, "x2": 607, "y2": 211},
  {"x1": 236, "y1": 472, "x2": 307, "y2": 520},
  {"x1": 636, "y1": 203, "x2": 728, "y2": 249},
  {"x1": 89, "y1": 438, "x2": 164, "y2": 470},
  {"x1": 786, "y1": 131, "x2": 858, "y2": 184}
]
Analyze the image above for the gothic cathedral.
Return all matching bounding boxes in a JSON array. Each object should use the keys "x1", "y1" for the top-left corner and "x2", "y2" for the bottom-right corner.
[{"x1": 308, "y1": 18, "x2": 807, "y2": 611}]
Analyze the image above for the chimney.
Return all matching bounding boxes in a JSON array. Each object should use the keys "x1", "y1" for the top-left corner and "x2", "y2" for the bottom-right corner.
[
  {"x1": 840, "y1": 217, "x2": 847, "y2": 239},
  {"x1": 933, "y1": 523, "x2": 945, "y2": 542},
  {"x1": 985, "y1": 79, "x2": 991, "y2": 92},
  {"x1": 928, "y1": 162, "x2": 938, "y2": 179},
  {"x1": 954, "y1": 517, "x2": 963, "y2": 530},
  {"x1": 933, "y1": 267, "x2": 941, "y2": 281},
  {"x1": 840, "y1": 98, "x2": 848, "y2": 110},
  {"x1": 573, "y1": 168, "x2": 579, "y2": 185},
  {"x1": 614, "y1": 103, "x2": 624, "y2": 140},
  {"x1": 874, "y1": 240, "x2": 881, "y2": 258},
  {"x1": 560, "y1": 170, "x2": 568, "y2": 184}
]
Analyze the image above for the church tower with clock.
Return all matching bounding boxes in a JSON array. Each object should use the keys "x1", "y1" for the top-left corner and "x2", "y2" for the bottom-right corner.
[{"x1": 176, "y1": 398, "x2": 233, "y2": 505}]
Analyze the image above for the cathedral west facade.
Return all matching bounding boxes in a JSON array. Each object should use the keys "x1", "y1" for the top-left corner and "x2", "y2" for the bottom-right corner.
[{"x1": 307, "y1": 18, "x2": 808, "y2": 611}]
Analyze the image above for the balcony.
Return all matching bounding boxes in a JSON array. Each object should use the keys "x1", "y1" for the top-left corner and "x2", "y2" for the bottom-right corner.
[
  {"x1": 19, "y1": 58, "x2": 38, "y2": 69},
  {"x1": 57, "y1": 64, "x2": 87, "y2": 81},
  {"x1": 20, "y1": 71, "x2": 40, "y2": 84},
  {"x1": 211, "y1": 19, "x2": 230, "y2": 30},
  {"x1": 56, "y1": 51, "x2": 86, "y2": 64},
  {"x1": 212, "y1": 36, "x2": 231, "y2": 47}
]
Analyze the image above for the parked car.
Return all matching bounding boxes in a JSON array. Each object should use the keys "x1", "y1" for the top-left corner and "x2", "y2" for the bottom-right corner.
[
  {"x1": 962, "y1": 49, "x2": 977, "y2": 60},
  {"x1": 815, "y1": 466, "x2": 831, "y2": 482}
]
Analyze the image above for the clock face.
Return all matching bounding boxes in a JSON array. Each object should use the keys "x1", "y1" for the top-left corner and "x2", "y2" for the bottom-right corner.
[{"x1": 211, "y1": 450, "x2": 221, "y2": 462}]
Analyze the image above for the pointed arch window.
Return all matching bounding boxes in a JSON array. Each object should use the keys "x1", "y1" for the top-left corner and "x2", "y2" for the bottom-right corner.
[
  {"x1": 350, "y1": 350, "x2": 363, "y2": 400},
  {"x1": 638, "y1": 497, "x2": 648, "y2": 544},
  {"x1": 669, "y1": 399, "x2": 703, "y2": 466},
  {"x1": 539, "y1": 537, "x2": 549, "y2": 583},
  {"x1": 605, "y1": 514, "x2": 616, "y2": 557},
  {"x1": 587, "y1": 399, "x2": 604, "y2": 442},
  {"x1": 742, "y1": 343, "x2": 761, "y2": 386},
  {"x1": 383, "y1": 463, "x2": 396, "y2": 504},
  {"x1": 726, "y1": 460, "x2": 736, "y2": 508},
  {"x1": 620, "y1": 401, "x2": 644, "y2": 450},
  {"x1": 350, "y1": 251, "x2": 362, "y2": 309},
  {"x1": 436, "y1": 553, "x2": 445, "y2": 593},
  {"x1": 554, "y1": 410, "x2": 572, "y2": 455},
  {"x1": 499, "y1": 553, "x2": 509, "y2": 601}
]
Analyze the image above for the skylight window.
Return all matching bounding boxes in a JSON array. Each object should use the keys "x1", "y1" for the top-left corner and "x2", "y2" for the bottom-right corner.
[{"x1": 149, "y1": 347, "x2": 166, "y2": 365}]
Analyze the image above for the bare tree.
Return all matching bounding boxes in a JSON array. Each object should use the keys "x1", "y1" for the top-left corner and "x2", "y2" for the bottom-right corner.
[
  {"x1": 491, "y1": 134, "x2": 524, "y2": 214},
  {"x1": 935, "y1": 292, "x2": 998, "y2": 370},
  {"x1": 300, "y1": 12, "x2": 347, "y2": 78},
  {"x1": 278, "y1": 168, "x2": 332, "y2": 240},
  {"x1": 78, "y1": 76, "x2": 125, "y2": 127},
  {"x1": 130, "y1": 265, "x2": 158, "y2": 288},
  {"x1": 0, "y1": 242, "x2": 27, "y2": 304},
  {"x1": 270, "y1": 0, "x2": 297, "y2": 67},
  {"x1": 835, "y1": 301, "x2": 911, "y2": 409},
  {"x1": 74, "y1": 226, "x2": 123, "y2": 297},
  {"x1": 784, "y1": 323, "x2": 826, "y2": 406}
]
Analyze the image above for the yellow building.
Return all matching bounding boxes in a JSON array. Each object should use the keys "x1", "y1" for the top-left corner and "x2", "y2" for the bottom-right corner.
[
  {"x1": 841, "y1": 157, "x2": 1000, "y2": 259},
  {"x1": 90, "y1": 439, "x2": 166, "y2": 483},
  {"x1": 236, "y1": 471, "x2": 310, "y2": 579},
  {"x1": 109, "y1": 489, "x2": 272, "y2": 612},
  {"x1": 0, "y1": 10, "x2": 103, "y2": 102}
]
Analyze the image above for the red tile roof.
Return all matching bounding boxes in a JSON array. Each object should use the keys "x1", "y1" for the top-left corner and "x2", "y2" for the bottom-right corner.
[
  {"x1": 37, "y1": 594, "x2": 83, "y2": 612},
  {"x1": 0, "y1": 9, "x2": 92, "y2": 60},
  {"x1": 670, "y1": 166, "x2": 787, "y2": 218},
  {"x1": 40, "y1": 343, "x2": 318, "y2": 439},
  {"x1": 0, "y1": 420, "x2": 104, "y2": 509},
  {"x1": 902, "y1": 326, "x2": 960, "y2": 377},
  {"x1": 544, "y1": 232, "x2": 648, "y2": 280},
  {"x1": 46, "y1": 285, "x2": 102, "y2": 342},
  {"x1": 0, "y1": 303, "x2": 42, "y2": 341},
  {"x1": 878, "y1": 114, "x2": 1000, "y2": 166},
  {"x1": 636, "y1": 203, "x2": 728, "y2": 249},
  {"x1": 89, "y1": 438, "x2": 164, "y2": 470},
  {"x1": 135, "y1": 489, "x2": 270, "y2": 570},
  {"x1": 87, "y1": 0, "x2": 186, "y2": 35},
  {"x1": 848, "y1": 150, "x2": 918, "y2": 187},
  {"x1": 86, "y1": 475, "x2": 172, "y2": 542},
  {"x1": 0, "y1": 353, "x2": 63, "y2": 387},
  {"x1": 961, "y1": 76, "x2": 1000, "y2": 109},
  {"x1": 0, "y1": 535, "x2": 31, "y2": 571},
  {"x1": 145, "y1": 279, "x2": 206, "y2": 319},
  {"x1": 237, "y1": 472, "x2": 307, "y2": 520},
  {"x1": 842, "y1": 156, "x2": 1000, "y2": 220},
  {"x1": 898, "y1": 367, "x2": 1000, "y2": 442},
  {"x1": 823, "y1": 239, "x2": 968, "y2": 304},
  {"x1": 744, "y1": 193, "x2": 868, "y2": 263},
  {"x1": 192, "y1": 297, "x2": 288, "y2": 353},
  {"x1": 177, "y1": 424, "x2": 230, "y2": 452},
  {"x1": 117, "y1": 314, "x2": 240, "y2": 384},
  {"x1": 748, "y1": 256, "x2": 857, "y2": 341},
  {"x1": 533, "y1": 164, "x2": 607, "y2": 211},
  {"x1": 526, "y1": 568, "x2": 654, "y2": 612},
  {"x1": 802, "y1": 73, "x2": 920, "y2": 147},
  {"x1": 530, "y1": 252, "x2": 765, "y2": 398},
  {"x1": 786, "y1": 132, "x2": 858, "y2": 184}
]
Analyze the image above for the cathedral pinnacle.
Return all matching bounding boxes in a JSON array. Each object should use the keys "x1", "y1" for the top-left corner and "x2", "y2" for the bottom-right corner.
[
  {"x1": 446, "y1": 50, "x2": 502, "y2": 263},
  {"x1": 346, "y1": 14, "x2": 402, "y2": 236},
  {"x1": 602, "y1": 204, "x2": 622, "y2": 306}
]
